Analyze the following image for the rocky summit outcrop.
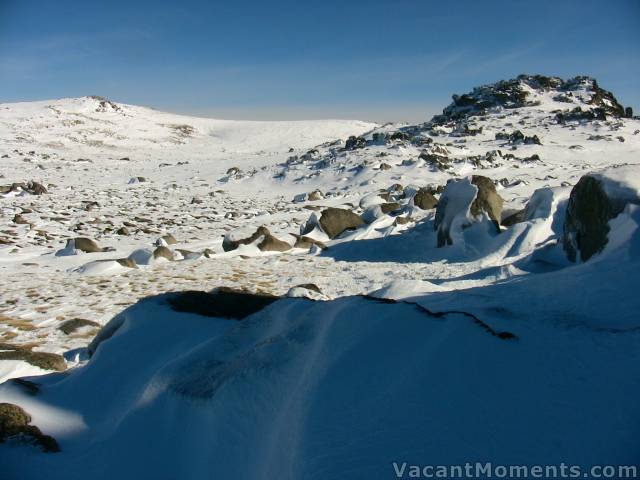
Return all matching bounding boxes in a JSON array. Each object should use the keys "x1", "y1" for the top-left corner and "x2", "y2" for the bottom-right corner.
[
  {"x1": 318, "y1": 208, "x2": 365, "y2": 239},
  {"x1": 563, "y1": 171, "x2": 640, "y2": 262},
  {"x1": 434, "y1": 74, "x2": 628, "y2": 123},
  {"x1": 222, "y1": 226, "x2": 291, "y2": 252},
  {"x1": 434, "y1": 176, "x2": 503, "y2": 247}
]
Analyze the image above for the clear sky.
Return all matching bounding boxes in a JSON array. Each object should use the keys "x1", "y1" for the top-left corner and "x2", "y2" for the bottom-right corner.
[{"x1": 1, "y1": 0, "x2": 638, "y2": 123}]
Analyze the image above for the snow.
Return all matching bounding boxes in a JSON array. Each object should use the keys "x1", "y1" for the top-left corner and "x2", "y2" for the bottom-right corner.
[{"x1": 1, "y1": 79, "x2": 640, "y2": 476}]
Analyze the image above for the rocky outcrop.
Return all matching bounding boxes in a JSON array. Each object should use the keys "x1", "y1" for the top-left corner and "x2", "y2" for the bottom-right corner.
[
  {"x1": 345, "y1": 136, "x2": 366, "y2": 150},
  {"x1": 318, "y1": 208, "x2": 365, "y2": 239}
]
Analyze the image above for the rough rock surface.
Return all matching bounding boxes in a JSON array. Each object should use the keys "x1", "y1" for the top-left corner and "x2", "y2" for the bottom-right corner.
[
  {"x1": 563, "y1": 174, "x2": 639, "y2": 262},
  {"x1": 318, "y1": 208, "x2": 365, "y2": 239}
]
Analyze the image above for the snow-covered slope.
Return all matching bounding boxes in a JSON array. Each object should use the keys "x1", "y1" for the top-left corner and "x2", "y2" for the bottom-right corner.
[
  {"x1": 1, "y1": 75, "x2": 640, "y2": 477},
  {"x1": 0, "y1": 96, "x2": 376, "y2": 157}
]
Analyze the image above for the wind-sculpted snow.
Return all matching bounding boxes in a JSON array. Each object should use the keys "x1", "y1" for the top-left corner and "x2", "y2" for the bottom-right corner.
[{"x1": 1, "y1": 234, "x2": 640, "y2": 479}]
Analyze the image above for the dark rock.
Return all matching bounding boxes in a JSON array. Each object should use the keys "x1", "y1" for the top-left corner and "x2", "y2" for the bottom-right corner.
[
  {"x1": 563, "y1": 175, "x2": 639, "y2": 262},
  {"x1": 168, "y1": 288, "x2": 278, "y2": 320},
  {"x1": 0, "y1": 403, "x2": 60, "y2": 452},
  {"x1": 153, "y1": 246, "x2": 175, "y2": 261},
  {"x1": 116, "y1": 226, "x2": 130, "y2": 235},
  {"x1": 13, "y1": 214, "x2": 29, "y2": 225},
  {"x1": 292, "y1": 235, "x2": 328, "y2": 250},
  {"x1": 470, "y1": 175, "x2": 504, "y2": 227},
  {"x1": 308, "y1": 190, "x2": 323, "y2": 201},
  {"x1": 380, "y1": 202, "x2": 402, "y2": 214},
  {"x1": 223, "y1": 226, "x2": 291, "y2": 252},
  {"x1": 501, "y1": 209, "x2": 526, "y2": 227},
  {"x1": 0, "y1": 343, "x2": 66, "y2": 371},
  {"x1": 116, "y1": 258, "x2": 138, "y2": 268},
  {"x1": 72, "y1": 237, "x2": 103, "y2": 253},
  {"x1": 413, "y1": 189, "x2": 438, "y2": 210},
  {"x1": 419, "y1": 152, "x2": 450, "y2": 170},
  {"x1": 318, "y1": 208, "x2": 365, "y2": 239},
  {"x1": 161, "y1": 233, "x2": 178, "y2": 245},
  {"x1": 345, "y1": 136, "x2": 366, "y2": 150},
  {"x1": 58, "y1": 318, "x2": 100, "y2": 335}
]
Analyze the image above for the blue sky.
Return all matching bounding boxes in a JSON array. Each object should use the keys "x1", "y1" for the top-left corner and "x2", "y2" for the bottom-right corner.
[{"x1": 1, "y1": 0, "x2": 638, "y2": 122}]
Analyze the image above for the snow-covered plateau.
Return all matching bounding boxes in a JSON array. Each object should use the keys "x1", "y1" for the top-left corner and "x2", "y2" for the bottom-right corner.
[{"x1": 0, "y1": 75, "x2": 639, "y2": 479}]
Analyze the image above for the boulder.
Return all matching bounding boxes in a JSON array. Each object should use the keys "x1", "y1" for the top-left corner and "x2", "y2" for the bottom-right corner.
[
  {"x1": 153, "y1": 246, "x2": 176, "y2": 261},
  {"x1": 58, "y1": 318, "x2": 100, "y2": 335},
  {"x1": 0, "y1": 343, "x2": 66, "y2": 371},
  {"x1": 13, "y1": 214, "x2": 29, "y2": 225},
  {"x1": 292, "y1": 235, "x2": 328, "y2": 251},
  {"x1": 345, "y1": 136, "x2": 366, "y2": 150},
  {"x1": 116, "y1": 258, "x2": 138, "y2": 268},
  {"x1": 0, "y1": 403, "x2": 60, "y2": 452},
  {"x1": 380, "y1": 202, "x2": 402, "y2": 214},
  {"x1": 68, "y1": 237, "x2": 103, "y2": 253},
  {"x1": 318, "y1": 208, "x2": 365, "y2": 239},
  {"x1": 563, "y1": 173, "x2": 640, "y2": 262},
  {"x1": 222, "y1": 226, "x2": 291, "y2": 252},
  {"x1": 412, "y1": 189, "x2": 438, "y2": 210},
  {"x1": 307, "y1": 190, "x2": 323, "y2": 201},
  {"x1": 160, "y1": 233, "x2": 177, "y2": 245},
  {"x1": 469, "y1": 175, "x2": 504, "y2": 227},
  {"x1": 501, "y1": 209, "x2": 526, "y2": 227},
  {"x1": 434, "y1": 176, "x2": 503, "y2": 247}
]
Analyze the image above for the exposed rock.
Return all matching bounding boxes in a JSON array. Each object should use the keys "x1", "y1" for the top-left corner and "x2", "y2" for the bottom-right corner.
[
  {"x1": 345, "y1": 136, "x2": 366, "y2": 150},
  {"x1": 0, "y1": 343, "x2": 66, "y2": 371},
  {"x1": 58, "y1": 318, "x2": 100, "y2": 335},
  {"x1": 394, "y1": 216, "x2": 412, "y2": 225},
  {"x1": 116, "y1": 258, "x2": 138, "y2": 268},
  {"x1": 226, "y1": 167, "x2": 240, "y2": 176},
  {"x1": 318, "y1": 208, "x2": 365, "y2": 239},
  {"x1": 563, "y1": 174, "x2": 639, "y2": 262},
  {"x1": 292, "y1": 235, "x2": 328, "y2": 251},
  {"x1": 412, "y1": 189, "x2": 438, "y2": 210},
  {"x1": 153, "y1": 246, "x2": 176, "y2": 261},
  {"x1": 13, "y1": 214, "x2": 29, "y2": 225},
  {"x1": 470, "y1": 175, "x2": 504, "y2": 227},
  {"x1": 307, "y1": 190, "x2": 323, "y2": 201},
  {"x1": 116, "y1": 226, "x2": 130, "y2": 235},
  {"x1": 168, "y1": 288, "x2": 278, "y2": 320},
  {"x1": 501, "y1": 209, "x2": 526, "y2": 227},
  {"x1": 380, "y1": 202, "x2": 401, "y2": 214},
  {"x1": 286, "y1": 283, "x2": 327, "y2": 300},
  {"x1": 67, "y1": 237, "x2": 103, "y2": 253},
  {"x1": 160, "y1": 233, "x2": 177, "y2": 245},
  {"x1": 434, "y1": 176, "x2": 503, "y2": 247},
  {"x1": 419, "y1": 152, "x2": 450, "y2": 170},
  {"x1": 223, "y1": 226, "x2": 291, "y2": 252},
  {"x1": 0, "y1": 403, "x2": 60, "y2": 452}
]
